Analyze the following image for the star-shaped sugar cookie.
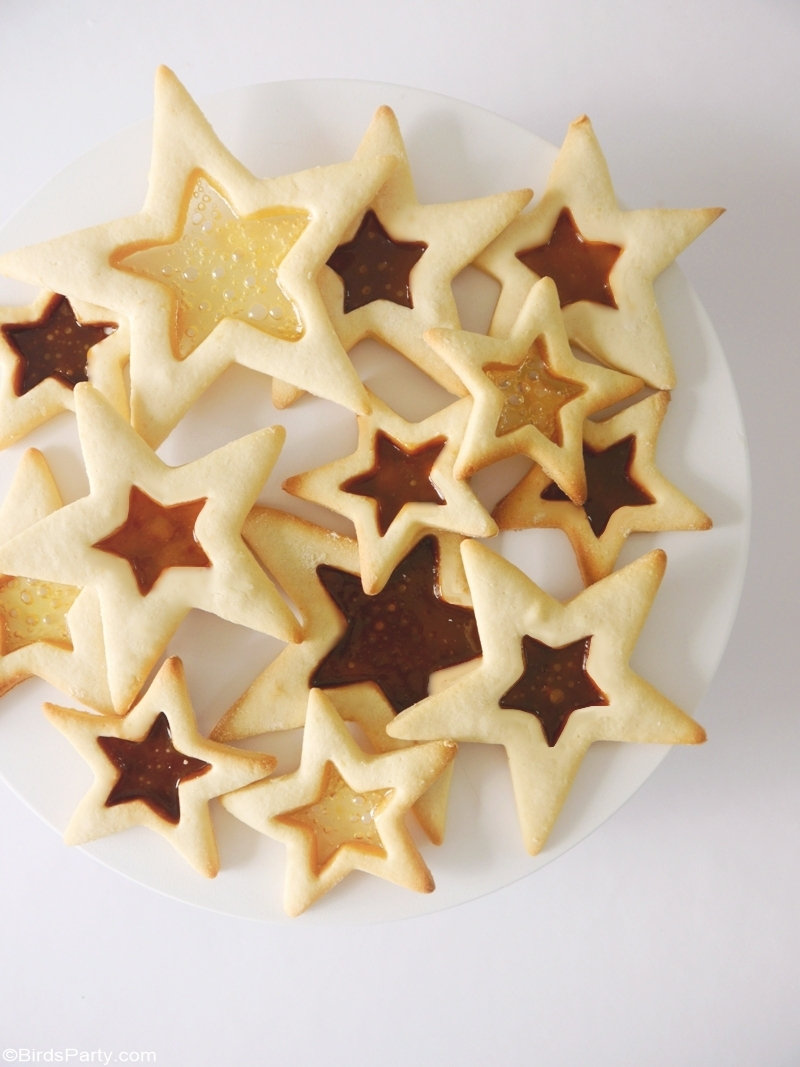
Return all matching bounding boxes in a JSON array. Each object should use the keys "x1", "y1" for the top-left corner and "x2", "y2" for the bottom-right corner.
[
  {"x1": 221, "y1": 689, "x2": 455, "y2": 914},
  {"x1": 0, "y1": 448, "x2": 112, "y2": 711},
  {"x1": 0, "y1": 290, "x2": 129, "y2": 448},
  {"x1": 0, "y1": 384, "x2": 300, "y2": 712},
  {"x1": 0, "y1": 66, "x2": 392, "y2": 444},
  {"x1": 388, "y1": 541, "x2": 705, "y2": 855},
  {"x1": 313, "y1": 104, "x2": 532, "y2": 397},
  {"x1": 283, "y1": 390, "x2": 497, "y2": 592},
  {"x1": 424, "y1": 276, "x2": 642, "y2": 501},
  {"x1": 44, "y1": 657, "x2": 277, "y2": 877},
  {"x1": 475, "y1": 115, "x2": 723, "y2": 389},
  {"x1": 493, "y1": 391, "x2": 712, "y2": 583}
]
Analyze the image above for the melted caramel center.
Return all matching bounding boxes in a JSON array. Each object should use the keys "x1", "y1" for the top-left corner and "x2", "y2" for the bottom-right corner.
[
  {"x1": 98, "y1": 712, "x2": 211, "y2": 824},
  {"x1": 327, "y1": 209, "x2": 427, "y2": 313},
  {"x1": 516, "y1": 208, "x2": 622, "y2": 309},
  {"x1": 92, "y1": 486, "x2": 210, "y2": 596}
]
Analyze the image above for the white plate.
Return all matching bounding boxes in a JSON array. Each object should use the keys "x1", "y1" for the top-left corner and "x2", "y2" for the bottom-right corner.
[{"x1": 0, "y1": 79, "x2": 750, "y2": 922}]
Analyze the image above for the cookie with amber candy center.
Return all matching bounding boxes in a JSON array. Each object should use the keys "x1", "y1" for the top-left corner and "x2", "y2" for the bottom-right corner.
[
  {"x1": 283, "y1": 389, "x2": 497, "y2": 593},
  {"x1": 0, "y1": 384, "x2": 299, "y2": 712},
  {"x1": 423, "y1": 275, "x2": 642, "y2": 502},
  {"x1": 388, "y1": 541, "x2": 705, "y2": 855},
  {"x1": 43, "y1": 657, "x2": 277, "y2": 877},
  {"x1": 475, "y1": 114, "x2": 723, "y2": 390},
  {"x1": 493, "y1": 390, "x2": 712, "y2": 583},
  {"x1": 221, "y1": 689, "x2": 456, "y2": 915}
]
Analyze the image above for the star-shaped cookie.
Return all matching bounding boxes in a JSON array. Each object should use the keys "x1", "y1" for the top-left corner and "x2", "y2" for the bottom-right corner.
[
  {"x1": 313, "y1": 104, "x2": 532, "y2": 397},
  {"x1": 0, "y1": 290, "x2": 129, "y2": 448},
  {"x1": 424, "y1": 276, "x2": 642, "y2": 500},
  {"x1": 221, "y1": 688, "x2": 456, "y2": 914},
  {"x1": 0, "y1": 448, "x2": 112, "y2": 710},
  {"x1": 44, "y1": 657, "x2": 277, "y2": 876},
  {"x1": 388, "y1": 541, "x2": 705, "y2": 855},
  {"x1": 0, "y1": 66, "x2": 392, "y2": 444},
  {"x1": 283, "y1": 390, "x2": 497, "y2": 592},
  {"x1": 0, "y1": 384, "x2": 300, "y2": 712},
  {"x1": 475, "y1": 115, "x2": 723, "y2": 389},
  {"x1": 493, "y1": 391, "x2": 712, "y2": 582}
]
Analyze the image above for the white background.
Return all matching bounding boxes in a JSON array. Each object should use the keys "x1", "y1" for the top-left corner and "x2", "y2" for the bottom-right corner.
[{"x1": 0, "y1": 2, "x2": 796, "y2": 1065}]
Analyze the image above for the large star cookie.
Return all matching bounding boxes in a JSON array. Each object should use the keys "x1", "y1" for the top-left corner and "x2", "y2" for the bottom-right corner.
[
  {"x1": 221, "y1": 689, "x2": 455, "y2": 914},
  {"x1": 388, "y1": 541, "x2": 705, "y2": 854},
  {"x1": 44, "y1": 657, "x2": 277, "y2": 876},
  {"x1": 0, "y1": 448, "x2": 111, "y2": 710},
  {"x1": 0, "y1": 66, "x2": 392, "y2": 444},
  {"x1": 0, "y1": 384, "x2": 299, "y2": 712},
  {"x1": 475, "y1": 115, "x2": 723, "y2": 389},
  {"x1": 493, "y1": 390, "x2": 712, "y2": 582},
  {"x1": 423, "y1": 276, "x2": 642, "y2": 501},
  {"x1": 0, "y1": 290, "x2": 129, "y2": 448},
  {"x1": 283, "y1": 390, "x2": 497, "y2": 592}
]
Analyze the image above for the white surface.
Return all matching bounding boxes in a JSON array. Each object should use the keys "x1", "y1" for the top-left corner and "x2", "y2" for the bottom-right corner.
[
  {"x1": 0, "y1": 80, "x2": 748, "y2": 924},
  {"x1": 0, "y1": 1, "x2": 796, "y2": 1064}
]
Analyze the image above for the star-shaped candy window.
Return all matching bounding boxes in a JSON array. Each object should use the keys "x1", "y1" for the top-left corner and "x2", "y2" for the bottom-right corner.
[
  {"x1": 93, "y1": 485, "x2": 210, "y2": 596},
  {"x1": 311, "y1": 536, "x2": 482, "y2": 713},
  {"x1": 542, "y1": 435, "x2": 655, "y2": 537},
  {"x1": 0, "y1": 574, "x2": 78, "y2": 655},
  {"x1": 499, "y1": 634, "x2": 608, "y2": 746},
  {"x1": 516, "y1": 208, "x2": 622, "y2": 309},
  {"x1": 1, "y1": 294, "x2": 117, "y2": 396},
  {"x1": 98, "y1": 711, "x2": 211, "y2": 825},
  {"x1": 327, "y1": 209, "x2": 427, "y2": 313},
  {"x1": 341, "y1": 430, "x2": 445, "y2": 535},
  {"x1": 483, "y1": 337, "x2": 586, "y2": 442},
  {"x1": 276, "y1": 760, "x2": 391, "y2": 872},
  {"x1": 114, "y1": 174, "x2": 308, "y2": 359}
]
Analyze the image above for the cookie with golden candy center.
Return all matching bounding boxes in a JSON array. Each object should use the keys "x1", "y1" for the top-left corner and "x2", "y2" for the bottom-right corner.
[
  {"x1": 388, "y1": 541, "x2": 705, "y2": 856},
  {"x1": 283, "y1": 389, "x2": 497, "y2": 594},
  {"x1": 423, "y1": 275, "x2": 643, "y2": 500},
  {"x1": 0, "y1": 66, "x2": 393, "y2": 446},
  {"x1": 43, "y1": 657, "x2": 277, "y2": 878},
  {"x1": 493, "y1": 390, "x2": 712, "y2": 584},
  {"x1": 221, "y1": 688, "x2": 456, "y2": 915},
  {"x1": 269, "y1": 104, "x2": 531, "y2": 406},
  {"x1": 475, "y1": 114, "x2": 723, "y2": 390},
  {"x1": 211, "y1": 509, "x2": 477, "y2": 845},
  {"x1": 0, "y1": 291, "x2": 130, "y2": 449},
  {"x1": 0, "y1": 448, "x2": 112, "y2": 712},
  {"x1": 0, "y1": 384, "x2": 300, "y2": 713}
]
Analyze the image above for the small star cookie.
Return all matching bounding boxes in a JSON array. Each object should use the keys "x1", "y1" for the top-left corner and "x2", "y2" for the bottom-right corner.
[
  {"x1": 388, "y1": 541, "x2": 705, "y2": 855},
  {"x1": 313, "y1": 104, "x2": 532, "y2": 397},
  {"x1": 44, "y1": 657, "x2": 277, "y2": 877},
  {"x1": 283, "y1": 390, "x2": 497, "y2": 592},
  {"x1": 423, "y1": 276, "x2": 642, "y2": 500},
  {"x1": 493, "y1": 391, "x2": 712, "y2": 583},
  {"x1": 475, "y1": 115, "x2": 723, "y2": 389},
  {"x1": 0, "y1": 290, "x2": 129, "y2": 448},
  {"x1": 0, "y1": 384, "x2": 300, "y2": 712},
  {"x1": 0, "y1": 448, "x2": 112, "y2": 711},
  {"x1": 221, "y1": 688, "x2": 456, "y2": 914},
  {"x1": 0, "y1": 67, "x2": 393, "y2": 444}
]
